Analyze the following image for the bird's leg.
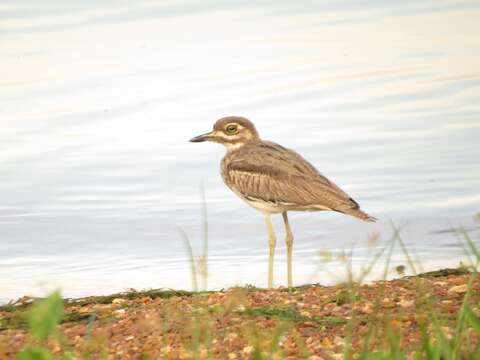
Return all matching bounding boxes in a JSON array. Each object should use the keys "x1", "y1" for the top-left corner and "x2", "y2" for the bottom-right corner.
[
  {"x1": 282, "y1": 212, "x2": 294, "y2": 288},
  {"x1": 264, "y1": 213, "x2": 276, "y2": 289}
]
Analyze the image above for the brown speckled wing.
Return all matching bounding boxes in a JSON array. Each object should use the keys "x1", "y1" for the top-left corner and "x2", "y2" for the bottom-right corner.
[{"x1": 222, "y1": 141, "x2": 359, "y2": 213}]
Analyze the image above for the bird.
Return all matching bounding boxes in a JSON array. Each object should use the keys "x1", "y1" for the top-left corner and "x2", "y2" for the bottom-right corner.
[{"x1": 190, "y1": 116, "x2": 376, "y2": 289}]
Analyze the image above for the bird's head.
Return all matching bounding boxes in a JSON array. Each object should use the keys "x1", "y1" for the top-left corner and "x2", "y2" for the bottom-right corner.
[{"x1": 190, "y1": 116, "x2": 260, "y2": 150}]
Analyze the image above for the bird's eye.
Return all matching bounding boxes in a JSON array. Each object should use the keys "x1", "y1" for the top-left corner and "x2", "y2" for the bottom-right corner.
[{"x1": 225, "y1": 124, "x2": 238, "y2": 135}]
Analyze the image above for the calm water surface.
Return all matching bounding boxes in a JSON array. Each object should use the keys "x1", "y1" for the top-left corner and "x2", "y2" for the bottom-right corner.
[{"x1": 1, "y1": 0, "x2": 480, "y2": 303}]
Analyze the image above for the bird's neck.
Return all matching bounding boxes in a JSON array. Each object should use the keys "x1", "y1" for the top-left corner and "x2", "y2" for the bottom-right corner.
[
  {"x1": 224, "y1": 142, "x2": 246, "y2": 152},
  {"x1": 224, "y1": 138, "x2": 260, "y2": 153}
]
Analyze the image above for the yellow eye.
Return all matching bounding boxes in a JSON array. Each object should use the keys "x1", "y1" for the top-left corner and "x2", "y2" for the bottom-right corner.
[{"x1": 225, "y1": 124, "x2": 238, "y2": 135}]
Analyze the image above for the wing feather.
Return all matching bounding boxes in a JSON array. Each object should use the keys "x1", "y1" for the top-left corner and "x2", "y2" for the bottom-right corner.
[{"x1": 222, "y1": 142, "x2": 359, "y2": 213}]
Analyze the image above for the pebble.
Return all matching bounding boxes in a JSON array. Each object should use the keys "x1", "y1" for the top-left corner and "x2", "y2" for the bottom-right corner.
[
  {"x1": 399, "y1": 299, "x2": 414, "y2": 308},
  {"x1": 242, "y1": 345, "x2": 254, "y2": 355},
  {"x1": 114, "y1": 309, "x2": 126, "y2": 316},
  {"x1": 447, "y1": 284, "x2": 468, "y2": 295},
  {"x1": 112, "y1": 298, "x2": 126, "y2": 305},
  {"x1": 360, "y1": 302, "x2": 373, "y2": 314},
  {"x1": 382, "y1": 298, "x2": 395, "y2": 308}
]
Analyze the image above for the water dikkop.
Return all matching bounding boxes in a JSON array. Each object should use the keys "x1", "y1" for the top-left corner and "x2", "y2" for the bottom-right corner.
[{"x1": 190, "y1": 116, "x2": 376, "y2": 288}]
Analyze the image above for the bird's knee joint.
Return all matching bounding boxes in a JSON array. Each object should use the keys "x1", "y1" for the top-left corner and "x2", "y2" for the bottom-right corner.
[
  {"x1": 269, "y1": 236, "x2": 276, "y2": 247},
  {"x1": 286, "y1": 234, "x2": 293, "y2": 247}
]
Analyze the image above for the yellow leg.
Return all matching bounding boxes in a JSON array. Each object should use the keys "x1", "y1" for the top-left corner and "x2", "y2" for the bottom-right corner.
[
  {"x1": 264, "y1": 213, "x2": 276, "y2": 289},
  {"x1": 282, "y1": 212, "x2": 293, "y2": 288}
]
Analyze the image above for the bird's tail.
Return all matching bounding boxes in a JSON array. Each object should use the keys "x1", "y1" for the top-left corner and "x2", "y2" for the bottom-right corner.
[{"x1": 348, "y1": 209, "x2": 377, "y2": 222}]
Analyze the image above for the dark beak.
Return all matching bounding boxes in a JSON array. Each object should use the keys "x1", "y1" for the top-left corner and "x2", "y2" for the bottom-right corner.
[{"x1": 190, "y1": 131, "x2": 213, "y2": 143}]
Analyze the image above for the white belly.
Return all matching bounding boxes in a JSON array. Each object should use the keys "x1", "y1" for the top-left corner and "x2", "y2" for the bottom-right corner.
[
  {"x1": 243, "y1": 197, "x2": 287, "y2": 214},
  {"x1": 230, "y1": 188, "x2": 290, "y2": 214}
]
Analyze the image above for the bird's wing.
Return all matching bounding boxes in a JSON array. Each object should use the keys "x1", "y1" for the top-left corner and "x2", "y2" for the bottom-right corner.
[{"x1": 223, "y1": 142, "x2": 359, "y2": 212}]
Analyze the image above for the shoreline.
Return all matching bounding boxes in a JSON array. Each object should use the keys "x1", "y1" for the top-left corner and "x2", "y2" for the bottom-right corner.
[
  {"x1": 0, "y1": 253, "x2": 471, "y2": 306},
  {"x1": 1, "y1": 267, "x2": 471, "y2": 310}
]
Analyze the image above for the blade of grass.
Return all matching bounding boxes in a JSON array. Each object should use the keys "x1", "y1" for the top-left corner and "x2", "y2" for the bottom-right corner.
[
  {"x1": 267, "y1": 321, "x2": 290, "y2": 360},
  {"x1": 460, "y1": 226, "x2": 480, "y2": 265},
  {"x1": 200, "y1": 182, "x2": 209, "y2": 291},
  {"x1": 178, "y1": 227, "x2": 198, "y2": 292},
  {"x1": 464, "y1": 307, "x2": 480, "y2": 334},
  {"x1": 390, "y1": 221, "x2": 417, "y2": 275}
]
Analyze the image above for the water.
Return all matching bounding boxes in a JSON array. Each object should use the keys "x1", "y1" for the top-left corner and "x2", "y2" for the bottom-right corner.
[{"x1": 1, "y1": 0, "x2": 480, "y2": 303}]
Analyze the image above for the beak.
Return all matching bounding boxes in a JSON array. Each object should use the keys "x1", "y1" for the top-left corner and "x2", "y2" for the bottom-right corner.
[{"x1": 190, "y1": 131, "x2": 213, "y2": 143}]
